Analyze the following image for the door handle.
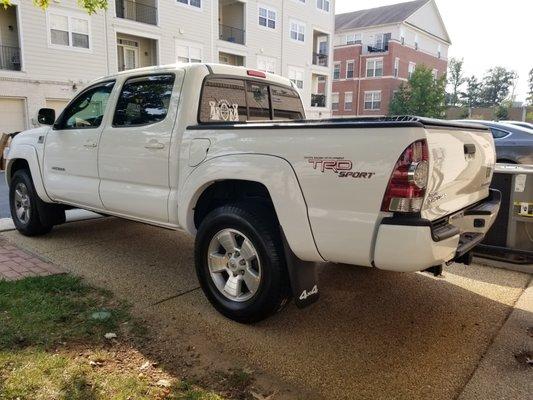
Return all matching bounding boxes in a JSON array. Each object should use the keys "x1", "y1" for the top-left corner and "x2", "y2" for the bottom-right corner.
[
  {"x1": 83, "y1": 141, "x2": 97, "y2": 148},
  {"x1": 145, "y1": 140, "x2": 165, "y2": 150}
]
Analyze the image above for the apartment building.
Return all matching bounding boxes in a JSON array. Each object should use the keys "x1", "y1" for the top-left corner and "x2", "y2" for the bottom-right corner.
[
  {"x1": 332, "y1": 0, "x2": 449, "y2": 116},
  {"x1": 0, "y1": 0, "x2": 334, "y2": 134}
]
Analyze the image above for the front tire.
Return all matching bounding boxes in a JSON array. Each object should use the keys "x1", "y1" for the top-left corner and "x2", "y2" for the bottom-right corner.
[
  {"x1": 194, "y1": 203, "x2": 291, "y2": 323},
  {"x1": 9, "y1": 169, "x2": 53, "y2": 236}
]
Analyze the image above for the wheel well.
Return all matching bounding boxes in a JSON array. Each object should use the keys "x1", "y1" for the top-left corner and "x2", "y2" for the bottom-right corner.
[
  {"x1": 8, "y1": 159, "x2": 30, "y2": 182},
  {"x1": 193, "y1": 180, "x2": 275, "y2": 229}
]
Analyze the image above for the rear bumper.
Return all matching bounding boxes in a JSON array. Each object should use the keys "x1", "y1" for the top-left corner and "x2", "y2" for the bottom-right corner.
[{"x1": 373, "y1": 189, "x2": 501, "y2": 272}]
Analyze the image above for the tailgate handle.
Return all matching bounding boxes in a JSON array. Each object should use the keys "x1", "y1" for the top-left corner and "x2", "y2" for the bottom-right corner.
[{"x1": 464, "y1": 144, "x2": 476, "y2": 155}]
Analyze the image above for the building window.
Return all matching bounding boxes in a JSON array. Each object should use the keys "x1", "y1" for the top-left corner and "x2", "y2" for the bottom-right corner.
[
  {"x1": 414, "y1": 34, "x2": 419, "y2": 50},
  {"x1": 177, "y1": 0, "x2": 201, "y2": 8},
  {"x1": 290, "y1": 20, "x2": 305, "y2": 42},
  {"x1": 364, "y1": 91, "x2": 381, "y2": 110},
  {"x1": 437, "y1": 44, "x2": 442, "y2": 59},
  {"x1": 346, "y1": 33, "x2": 361, "y2": 45},
  {"x1": 408, "y1": 62, "x2": 416, "y2": 79},
  {"x1": 394, "y1": 57, "x2": 399, "y2": 78},
  {"x1": 176, "y1": 43, "x2": 202, "y2": 63},
  {"x1": 432, "y1": 69, "x2": 438, "y2": 80},
  {"x1": 346, "y1": 61, "x2": 355, "y2": 79},
  {"x1": 344, "y1": 92, "x2": 353, "y2": 111},
  {"x1": 257, "y1": 56, "x2": 276, "y2": 74},
  {"x1": 316, "y1": 0, "x2": 330, "y2": 12},
  {"x1": 288, "y1": 66, "x2": 304, "y2": 89},
  {"x1": 333, "y1": 63, "x2": 340, "y2": 80},
  {"x1": 259, "y1": 6, "x2": 276, "y2": 29},
  {"x1": 48, "y1": 12, "x2": 90, "y2": 49},
  {"x1": 366, "y1": 58, "x2": 383, "y2": 77},
  {"x1": 332, "y1": 93, "x2": 339, "y2": 111},
  {"x1": 400, "y1": 27, "x2": 405, "y2": 45}
]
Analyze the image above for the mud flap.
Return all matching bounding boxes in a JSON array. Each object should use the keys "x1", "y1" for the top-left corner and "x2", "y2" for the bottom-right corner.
[
  {"x1": 281, "y1": 230, "x2": 320, "y2": 308},
  {"x1": 36, "y1": 199, "x2": 65, "y2": 227}
]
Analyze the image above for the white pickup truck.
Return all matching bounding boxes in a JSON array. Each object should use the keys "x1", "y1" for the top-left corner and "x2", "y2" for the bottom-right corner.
[{"x1": 6, "y1": 63, "x2": 500, "y2": 322}]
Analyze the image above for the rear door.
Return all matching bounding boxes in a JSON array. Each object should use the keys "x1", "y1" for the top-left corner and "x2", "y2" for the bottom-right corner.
[
  {"x1": 422, "y1": 125, "x2": 495, "y2": 221},
  {"x1": 98, "y1": 73, "x2": 181, "y2": 223}
]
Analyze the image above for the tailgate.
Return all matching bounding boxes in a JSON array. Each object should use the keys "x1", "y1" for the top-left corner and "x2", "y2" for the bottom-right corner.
[{"x1": 422, "y1": 124, "x2": 495, "y2": 221}]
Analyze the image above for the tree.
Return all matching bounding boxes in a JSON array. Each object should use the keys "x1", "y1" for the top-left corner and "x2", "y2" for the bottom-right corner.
[
  {"x1": 1, "y1": 0, "x2": 107, "y2": 14},
  {"x1": 460, "y1": 76, "x2": 482, "y2": 108},
  {"x1": 479, "y1": 67, "x2": 517, "y2": 106},
  {"x1": 389, "y1": 66, "x2": 447, "y2": 118},
  {"x1": 526, "y1": 68, "x2": 533, "y2": 105},
  {"x1": 447, "y1": 57, "x2": 466, "y2": 106}
]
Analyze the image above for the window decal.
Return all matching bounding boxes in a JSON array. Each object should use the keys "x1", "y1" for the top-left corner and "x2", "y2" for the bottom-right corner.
[{"x1": 209, "y1": 100, "x2": 240, "y2": 121}]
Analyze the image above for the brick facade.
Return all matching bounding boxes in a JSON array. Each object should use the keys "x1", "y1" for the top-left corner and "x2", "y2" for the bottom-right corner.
[{"x1": 332, "y1": 40, "x2": 448, "y2": 116}]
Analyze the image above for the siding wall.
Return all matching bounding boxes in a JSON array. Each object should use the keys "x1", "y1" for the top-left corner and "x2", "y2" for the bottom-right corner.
[{"x1": 0, "y1": 0, "x2": 335, "y2": 132}]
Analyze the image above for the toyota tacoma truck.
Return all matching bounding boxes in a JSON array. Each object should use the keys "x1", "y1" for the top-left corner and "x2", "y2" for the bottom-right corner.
[{"x1": 5, "y1": 63, "x2": 500, "y2": 322}]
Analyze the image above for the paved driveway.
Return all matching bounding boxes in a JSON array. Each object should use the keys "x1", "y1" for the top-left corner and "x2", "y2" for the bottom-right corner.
[{"x1": 2, "y1": 218, "x2": 531, "y2": 399}]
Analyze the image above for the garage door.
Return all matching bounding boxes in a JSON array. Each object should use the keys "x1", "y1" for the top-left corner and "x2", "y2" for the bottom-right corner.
[
  {"x1": 46, "y1": 99, "x2": 70, "y2": 118},
  {"x1": 0, "y1": 98, "x2": 26, "y2": 135}
]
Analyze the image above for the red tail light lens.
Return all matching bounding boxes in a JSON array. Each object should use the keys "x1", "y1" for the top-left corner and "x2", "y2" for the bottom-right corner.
[{"x1": 381, "y1": 140, "x2": 429, "y2": 213}]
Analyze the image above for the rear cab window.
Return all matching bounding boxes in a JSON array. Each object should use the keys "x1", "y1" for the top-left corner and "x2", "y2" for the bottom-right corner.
[{"x1": 199, "y1": 76, "x2": 304, "y2": 123}]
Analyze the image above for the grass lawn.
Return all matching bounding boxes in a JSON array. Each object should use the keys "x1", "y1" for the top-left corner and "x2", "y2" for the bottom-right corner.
[{"x1": 0, "y1": 275, "x2": 225, "y2": 400}]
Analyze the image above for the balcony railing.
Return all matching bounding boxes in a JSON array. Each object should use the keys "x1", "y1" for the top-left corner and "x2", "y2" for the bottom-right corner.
[
  {"x1": 312, "y1": 52, "x2": 328, "y2": 67},
  {"x1": 219, "y1": 24, "x2": 245, "y2": 45},
  {"x1": 366, "y1": 43, "x2": 389, "y2": 53},
  {"x1": 311, "y1": 94, "x2": 326, "y2": 108},
  {"x1": 0, "y1": 45, "x2": 21, "y2": 71},
  {"x1": 116, "y1": 0, "x2": 157, "y2": 25}
]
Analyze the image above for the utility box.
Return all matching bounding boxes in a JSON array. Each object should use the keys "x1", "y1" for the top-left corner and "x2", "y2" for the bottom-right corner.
[{"x1": 475, "y1": 164, "x2": 533, "y2": 264}]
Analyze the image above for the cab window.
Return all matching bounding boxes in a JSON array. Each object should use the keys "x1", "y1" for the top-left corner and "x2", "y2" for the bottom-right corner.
[
  {"x1": 113, "y1": 74, "x2": 175, "y2": 127},
  {"x1": 271, "y1": 85, "x2": 305, "y2": 120},
  {"x1": 199, "y1": 78, "x2": 248, "y2": 123},
  {"x1": 198, "y1": 77, "x2": 305, "y2": 123},
  {"x1": 55, "y1": 81, "x2": 115, "y2": 130}
]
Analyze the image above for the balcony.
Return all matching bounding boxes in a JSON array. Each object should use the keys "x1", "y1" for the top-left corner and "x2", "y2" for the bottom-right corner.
[
  {"x1": 0, "y1": 45, "x2": 21, "y2": 71},
  {"x1": 0, "y1": 5, "x2": 21, "y2": 71},
  {"x1": 312, "y1": 52, "x2": 328, "y2": 67},
  {"x1": 366, "y1": 44, "x2": 389, "y2": 53},
  {"x1": 219, "y1": 0, "x2": 245, "y2": 45},
  {"x1": 116, "y1": 33, "x2": 158, "y2": 72},
  {"x1": 116, "y1": 0, "x2": 157, "y2": 26},
  {"x1": 363, "y1": 33, "x2": 392, "y2": 54},
  {"x1": 312, "y1": 30, "x2": 330, "y2": 67},
  {"x1": 219, "y1": 24, "x2": 245, "y2": 45},
  {"x1": 311, "y1": 94, "x2": 326, "y2": 108}
]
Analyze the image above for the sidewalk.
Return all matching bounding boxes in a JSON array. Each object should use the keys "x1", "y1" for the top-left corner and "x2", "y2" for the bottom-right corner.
[{"x1": 0, "y1": 238, "x2": 64, "y2": 281}]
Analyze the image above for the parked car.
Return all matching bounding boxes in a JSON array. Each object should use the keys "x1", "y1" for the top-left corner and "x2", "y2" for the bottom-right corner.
[
  {"x1": 5, "y1": 64, "x2": 500, "y2": 322},
  {"x1": 457, "y1": 120, "x2": 533, "y2": 165}
]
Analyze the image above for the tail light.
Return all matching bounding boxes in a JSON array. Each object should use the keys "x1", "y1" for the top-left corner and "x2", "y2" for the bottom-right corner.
[{"x1": 381, "y1": 140, "x2": 429, "y2": 213}]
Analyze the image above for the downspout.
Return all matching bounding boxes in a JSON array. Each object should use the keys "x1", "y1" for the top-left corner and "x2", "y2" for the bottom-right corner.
[
  {"x1": 356, "y1": 51, "x2": 362, "y2": 116},
  {"x1": 104, "y1": 6, "x2": 110, "y2": 74}
]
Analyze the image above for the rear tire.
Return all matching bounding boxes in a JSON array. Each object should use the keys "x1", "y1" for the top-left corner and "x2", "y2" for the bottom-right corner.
[
  {"x1": 9, "y1": 169, "x2": 53, "y2": 236},
  {"x1": 194, "y1": 202, "x2": 291, "y2": 323}
]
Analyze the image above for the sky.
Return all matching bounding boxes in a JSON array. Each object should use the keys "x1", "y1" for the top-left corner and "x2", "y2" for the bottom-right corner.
[{"x1": 335, "y1": 0, "x2": 532, "y2": 102}]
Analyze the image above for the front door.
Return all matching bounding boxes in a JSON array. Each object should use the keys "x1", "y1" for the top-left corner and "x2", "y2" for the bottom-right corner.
[
  {"x1": 98, "y1": 73, "x2": 179, "y2": 223},
  {"x1": 43, "y1": 81, "x2": 115, "y2": 208}
]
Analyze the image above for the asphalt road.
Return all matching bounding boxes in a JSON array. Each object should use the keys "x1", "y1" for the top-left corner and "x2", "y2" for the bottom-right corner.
[
  {"x1": 3, "y1": 217, "x2": 531, "y2": 399},
  {"x1": 0, "y1": 172, "x2": 10, "y2": 218}
]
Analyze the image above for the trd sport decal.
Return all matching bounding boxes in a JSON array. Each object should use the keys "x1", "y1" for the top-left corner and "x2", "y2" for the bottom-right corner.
[{"x1": 305, "y1": 157, "x2": 375, "y2": 179}]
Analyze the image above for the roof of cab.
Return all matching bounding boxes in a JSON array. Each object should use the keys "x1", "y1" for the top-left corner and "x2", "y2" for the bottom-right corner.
[{"x1": 91, "y1": 63, "x2": 294, "y2": 88}]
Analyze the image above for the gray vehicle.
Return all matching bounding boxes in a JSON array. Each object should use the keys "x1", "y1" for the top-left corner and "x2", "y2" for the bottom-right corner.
[
  {"x1": 501, "y1": 120, "x2": 533, "y2": 130},
  {"x1": 457, "y1": 120, "x2": 533, "y2": 165}
]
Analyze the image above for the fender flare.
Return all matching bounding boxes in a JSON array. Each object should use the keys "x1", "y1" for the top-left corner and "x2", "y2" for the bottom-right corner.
[
  {"x1": 178, "y1": 153, "x2": 324, "y2": 263},
  {"x1": 6, "y1": 144, "x2": 53, "y2": 203}
]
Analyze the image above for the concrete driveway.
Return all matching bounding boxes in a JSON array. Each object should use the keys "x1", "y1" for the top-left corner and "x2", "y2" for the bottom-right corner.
[{"x1": 2, "y1": 217, "x2": 532, "y2": 399}]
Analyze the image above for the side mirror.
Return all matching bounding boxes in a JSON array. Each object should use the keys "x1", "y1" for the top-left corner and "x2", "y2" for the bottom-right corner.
[{"x1": 37, "y1": 108, "x2": 55, "y2": 125}]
